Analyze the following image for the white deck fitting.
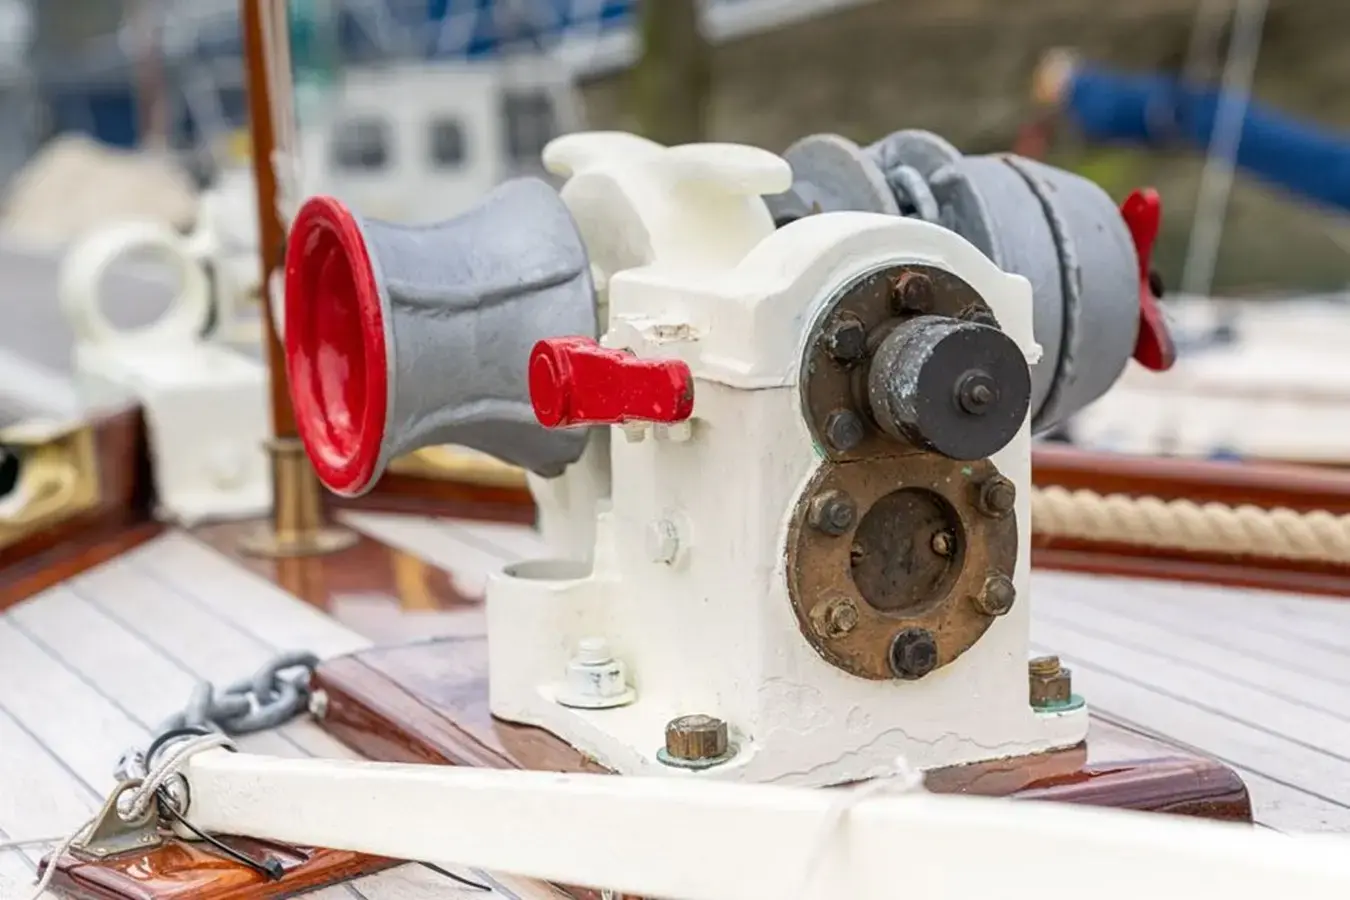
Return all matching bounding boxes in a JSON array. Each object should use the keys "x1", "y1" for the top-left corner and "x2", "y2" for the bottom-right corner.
[{"x1": 3, "y1": 515, "x2": 1349, "y2": 899}]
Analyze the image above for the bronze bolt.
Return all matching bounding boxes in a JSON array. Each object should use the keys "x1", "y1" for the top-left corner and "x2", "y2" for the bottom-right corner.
[
  {"x1": 1029, "y1": 655, "x2": 1073, "y2": 709},
  {"x1": 977, "y1": 476, "x2": 1016, "y2": 517},
  {"x1": 890, "y1": 271, "x2": 934, "y2": 313},
  {"x1": 811, "y1": 596, "x2": 859, "y2": 639},
  {"x1": 808, "y1": 489, "x2": 857, "y2": 536},
  {"x1": 972, "y1": 573, "x2": 1016, "y2": 617},
  {"x1": 664, "y1": 714, "x2": 729, "y2": 762}
]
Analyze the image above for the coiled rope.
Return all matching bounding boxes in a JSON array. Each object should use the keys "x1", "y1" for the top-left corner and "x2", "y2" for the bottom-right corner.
[{"x1": 1031, "y1": 484, "x2": 1350, "y2": 563}]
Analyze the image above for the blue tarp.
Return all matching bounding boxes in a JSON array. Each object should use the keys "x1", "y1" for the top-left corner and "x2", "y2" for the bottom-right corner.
[{"x1": 1065, "y1": 63, "x2": 1350, "y2": 215}]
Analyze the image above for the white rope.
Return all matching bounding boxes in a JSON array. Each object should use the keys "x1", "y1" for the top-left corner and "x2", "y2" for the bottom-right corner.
[
  {"x1": 1177, "y1": 0, "x2": 1270, "y2": 301},
  {"x1": 0, "y1": 732, "x2": 233, "y2": 900},
  {"x1": 1032, "y1": 484, "x2": 1350, "y2": 563},
  {"x1": 797, "y1": 756, "x2": 926, "y2": 900}
]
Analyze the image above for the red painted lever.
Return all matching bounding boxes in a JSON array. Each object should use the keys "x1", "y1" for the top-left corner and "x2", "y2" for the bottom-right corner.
[
  {"x1": 529, "y1": 337, "x2": 695, "y2": 429},
  {"x1": 1121, "y1": 188, "x2": 1176, "y2": 372}
]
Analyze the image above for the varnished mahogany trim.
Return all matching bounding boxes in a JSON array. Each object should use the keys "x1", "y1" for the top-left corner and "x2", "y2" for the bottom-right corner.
[
  {"x1": 1032, "y1": 445, "x2": 1350, "y2": 514},
  {"x1": 0, "y1": 405, "x2": 156, "y2": 610},
  {"x1": 43, "y1": 836, "x2": 397, "y2": 900}
]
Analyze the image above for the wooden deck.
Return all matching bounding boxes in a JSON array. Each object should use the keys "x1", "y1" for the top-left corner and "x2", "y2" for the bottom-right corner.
[{"x1": 2, "y1": 512, "x2": 1349, "y2": 897}]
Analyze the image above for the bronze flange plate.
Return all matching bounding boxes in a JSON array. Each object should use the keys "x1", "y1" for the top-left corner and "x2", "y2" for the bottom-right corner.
[
  {"x1": 785, "y1": 453, "x2": 1018, "y2": 681},
  {"x1": 800, "y1": 262, "x2": 998, "y2": 461}
]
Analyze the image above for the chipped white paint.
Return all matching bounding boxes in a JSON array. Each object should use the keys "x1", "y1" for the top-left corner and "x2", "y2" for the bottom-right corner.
[{"x1": 486, "y1": 138, "x2": 1087, "y2": 785}]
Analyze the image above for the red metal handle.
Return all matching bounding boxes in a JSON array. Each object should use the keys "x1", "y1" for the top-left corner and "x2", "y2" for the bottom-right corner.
[
  {"x1": 1121, "y1": 188, "x2": 1176, "y2": 372},
  {"x1": 529, "y1": 337, "x2": 695, "y2": 428}
]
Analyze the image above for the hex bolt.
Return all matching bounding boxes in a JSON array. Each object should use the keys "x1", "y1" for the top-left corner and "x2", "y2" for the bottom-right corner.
[
  {"x1": 972, "y1": 573, "x2": 1016, "y2": 616},
  {"x1": 557, "y1": 638, "x2": 635, "y2": 710},
  {"x1": 824, "y1": 408, "x2": 866, "y2": 452},
  {"x1": 810, "y1": 596, "x2": 859, "y2": 639},
  {"x1": 824, "y1": 315, "x2": 868, "y2": 363},
  {"x1": 664, "y1": 714, "x2": 730, "y2": 763},
  {"x1": 889, "y1": 628, "x2": 939, "y2": 680},
  {"x1": 977, "y1": 475, "x2": 1016, "y2": 518},
  {"x1": 808, "y1": 489, "x2": 856, "y2": 536},
  {"x1": 890, "y1": 271, "x2": 934, "y2": 313},
  {"x1": 1029, "y1": 655, "x2": 1074, "y2": 709},
  {"x1": 930, "y1": 530, "x2": 956, "y2": 557}
]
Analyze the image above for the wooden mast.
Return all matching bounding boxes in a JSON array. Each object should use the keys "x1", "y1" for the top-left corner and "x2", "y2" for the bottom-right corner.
[
  {"x1": 241, "y1": 0, "x2": 296, "y2": 439},
  {"x1": 237, "y1": 0, "x2": 355, "y2": 557}
]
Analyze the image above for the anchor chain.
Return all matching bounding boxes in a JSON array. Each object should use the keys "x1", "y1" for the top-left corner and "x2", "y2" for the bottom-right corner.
[{"x1": 115, "y1": 650, "x2": 320, "y2": 785}]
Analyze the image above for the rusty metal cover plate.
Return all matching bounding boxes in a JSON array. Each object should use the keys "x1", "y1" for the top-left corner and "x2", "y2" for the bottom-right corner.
[
  {"x1": 799, "y1": 263, "x2": 996, "y2": 462},
  {"x1": 785, "y1": 452, "x2": 1018, "y2": 680}
]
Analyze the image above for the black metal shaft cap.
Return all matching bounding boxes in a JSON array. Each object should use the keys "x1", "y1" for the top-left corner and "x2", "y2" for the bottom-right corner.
[{"x1": 868, "y1": 315, "x2": 1031, "y2": 460}]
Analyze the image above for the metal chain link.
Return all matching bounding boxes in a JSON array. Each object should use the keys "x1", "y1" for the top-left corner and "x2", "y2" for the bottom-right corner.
[{"x1": 116, "y1": 650, "x2": 320, "y2": 784}]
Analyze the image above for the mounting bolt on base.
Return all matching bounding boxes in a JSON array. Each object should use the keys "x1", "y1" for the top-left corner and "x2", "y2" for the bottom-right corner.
[
  {"x1": 889, "y1": 628, "x2": 939, "y2": 680},
  {"x1": 1029, "y1": 655, "x2": 1085, "y2": 712},
  {"x1": 657, "y1": 714, "x2": 737, "y2": 770},
  {"x1": 556, "y1": 638, "x2": 636, "y2": 710}
]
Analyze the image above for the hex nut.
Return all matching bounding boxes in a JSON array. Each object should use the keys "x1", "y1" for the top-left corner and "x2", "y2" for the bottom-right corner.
[
  {"x1": 977, "y1": 476, "x2": 1016, "y2": 517},
  {"x1": 810, "y1": 596, "x2": 859, "y2": 639},
  {"x1": 824, "y1": 409, "x2": 866, "y2": 452},
  {"x1": 824, "y1": 315, "x2": 868, "y2": 363},
  {"x1": 664, "y1": 714, "x2": 729, "y2": 762},
  {"x1": 1028, "y1": 655, "x2": 1073, "y2": 708},
  {"x1": 890, "y1": 271, "x2": 934, "y2": 313},
  {"x1": 889, "y1": 628, "x2": 939, "y2": 680},
  {"x1": 808, "y1": 489, "x2": 857, "y2": 536},
  {"x1": 972, "y1": 573, "x2": 1016, "y2": 617}
]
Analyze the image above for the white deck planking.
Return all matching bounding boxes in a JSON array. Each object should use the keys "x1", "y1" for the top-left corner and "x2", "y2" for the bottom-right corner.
[
  {"x1": 0, "y1": 530, "x2": 544, "y2": 900},
  {"x1": 343, "y1": 511, "x2": 1350, "y2": 835}
]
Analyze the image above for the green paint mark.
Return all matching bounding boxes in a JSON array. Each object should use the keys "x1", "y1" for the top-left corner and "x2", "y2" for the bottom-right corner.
[{"x1": 960, "y1": 466, "x2": 973, "y2": 476}]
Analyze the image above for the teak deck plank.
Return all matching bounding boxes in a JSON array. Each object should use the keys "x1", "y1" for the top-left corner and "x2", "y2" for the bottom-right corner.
[{"x1": 0, "y1": 533, "x2": 537, "y2": 900}]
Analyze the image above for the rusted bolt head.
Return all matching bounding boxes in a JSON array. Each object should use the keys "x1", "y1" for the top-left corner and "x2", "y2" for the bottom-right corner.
[
  {"x1": 889, "y1": 628, "x2": 939, "y2": 680},
  {"x1": 959, "y1": 305, "x2": 998, "y2": 327},
  {"x1": 890, "y1": 271, "x2": 934, "y2": 313},
  {"x1": 824, "y1": 409, "x2": 866, "y2": 452},
  {"x1": 664, "y1": 714, "x2": 729, "y2": 762},
  {"x1": 973, "y1": 573, "x2": 1016, "y2": 616},
  {"x1": 977, "y1": 476, "x2": 1016, "y2": 517},
  {"x1": 930, "y1": 530, "x2": 956, "y2": 557},
  {"x1": 810, "y1": 596, "x2": 859, "y2": 639},
  {"x1": 1029, "y1": 655, "x2": 1073, "y2": 708},
  {"x1": 824, "y1": 315, "x2": 868, "y2": 363},
  {"x1": 808, "y1": 489, "x2": 856, "y2": 536}
]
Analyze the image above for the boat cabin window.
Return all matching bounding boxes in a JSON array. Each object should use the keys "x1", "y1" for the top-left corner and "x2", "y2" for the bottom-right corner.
[
  {"x1": 428, "y1": 117, "x2": 467, "y2": 168},
  {"x1": 330, "y1": 117, "x2": 391, "y2": 171},
  {"x1": 501, "y1": 90, "x2": 558, "y2": 165}
]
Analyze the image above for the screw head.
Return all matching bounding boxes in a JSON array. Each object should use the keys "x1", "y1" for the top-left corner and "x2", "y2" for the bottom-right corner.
[
  {"x1": 973, "y1": 573, "x2": 1016, "y2": 616},
  {"x1": 808, "y1": 489, "x2": 856, "y2": 536},
  {"x1": 664, "y1": 714, "x2": 729, "y2": 762},
  {"x1": 890, "y1": 271, "x2": 934, "y2": 313},
  {"x1": 930, "y1": 530, "x2": 956, "y2": 557},
  {"x1": 811, "y1": 596, "x2": 859, "y2": 639},
  {"x1": 977, "y1": 476, "x2": 1016, "y2": 517},
  {"x1": 824, "y1": 409, "x2": 866, "y2": 452},
  {"x1": 824, "y1": 315, "x2": 868, "y2": 363},
  {"x1": 889, "y1": 628, "x2": 939, "y2": 679}
]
